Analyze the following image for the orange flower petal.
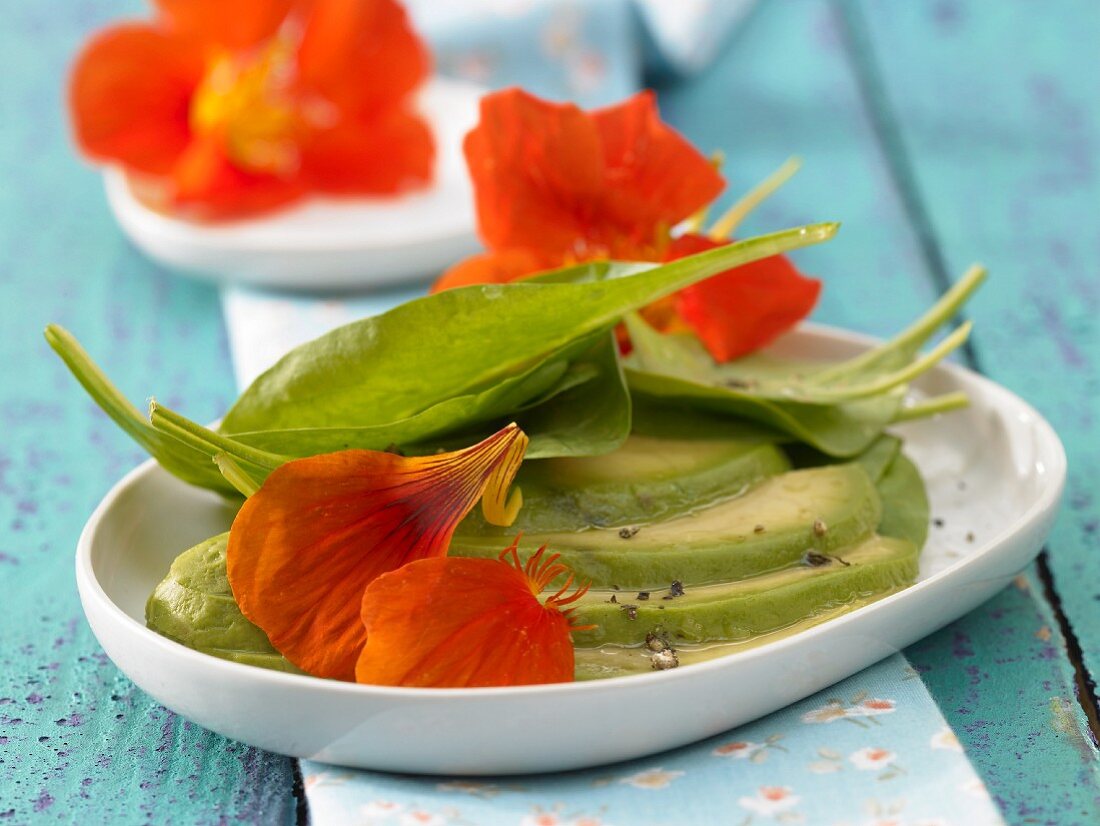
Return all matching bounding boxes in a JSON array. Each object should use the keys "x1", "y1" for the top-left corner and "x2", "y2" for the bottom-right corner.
[
  {"x1": 356, "y1": 542, "x2": 587, "y2": 687},
  {"x1": 464, "y1": 88, "x2": 605, "y2": 254},
  {"x1": 462, "y1": 89, "x2": 724, "y2": 260},
  {"x1": 669, "y1": 234, "x2": 822, "y2": 362},
  {"x1": 297, "y1": 0, "x2": 430, "y2": 116},
  {"x1": 154, "y1": 0, "x2": 294, "y2": 51},
  {"x1": 302, "y1": 107, "x2": 433, "y2": 195},
  {"x1": 226, "y1": 424, "x2": 529, "y2": 681},
  {"x1": 69, "y1": 24, "x2": 203, "y2": 175},
  {"x1": 431, "y1": 248, "x2": 559, "y2": 293},
  {"x1": 169, "y1": 134, "x2": 305, "y2": 219},
  {"x1": 592, "y1": 91, "x2": 724, "y2": 249}
]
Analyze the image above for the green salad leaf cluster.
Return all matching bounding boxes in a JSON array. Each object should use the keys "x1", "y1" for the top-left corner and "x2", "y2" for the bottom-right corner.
[
  {"x1": 46, "y1": 222, "x2": 985, "y2": 681},
  {"x1": 46, "y1": 224, "x2": 981, "y2": 493}
]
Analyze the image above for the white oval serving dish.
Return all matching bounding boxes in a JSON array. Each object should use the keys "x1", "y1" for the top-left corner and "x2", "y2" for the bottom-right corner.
[
  {"x1": 104, "y1": 77, "x2": 484, "y2": 290},
  {"x1": 75, "y1": 325, "x2": 1065, "y2": 775}
]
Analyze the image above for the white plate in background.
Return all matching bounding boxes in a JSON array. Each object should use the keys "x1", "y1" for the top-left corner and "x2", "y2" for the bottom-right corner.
[
  {"x1": 104, "y1": 77, "x2": 484, "y2": 291},
  {"x1": 75, "y1": 325, "x2": 1065, "y2": 775}
]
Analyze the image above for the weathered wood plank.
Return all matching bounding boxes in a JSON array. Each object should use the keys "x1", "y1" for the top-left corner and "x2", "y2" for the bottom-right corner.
[
  {"x1": 660, "y1": 2, "x2": 1100, "y2": 820},
  {"x1": 658, "y1": 0, "x2": 941, "y2": 338},
  {"x1": 2, "y1": 0, "x2": 1094, "y2": 822},
  {"x1": 908, "y1": 572, "x2": 1100, "y2": 823},
  {"x1": 0, "y1": 2, "x2": 297, "y2": 822},
  {"x1": 846, "y1": 0, "x2": 1100, "y2": 819}
]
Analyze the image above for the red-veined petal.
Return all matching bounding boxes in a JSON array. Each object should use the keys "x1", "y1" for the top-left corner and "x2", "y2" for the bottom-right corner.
[
  {"x1": 464, "y1": 88, "x2": 605, "y2": 255},
  {"x1": 669, "y1": 234, "x2": 822, "y2": 362},
  {"x1": 302, "y1": 106, "x2": 433, "y2": 195},
  {"x1": 226, "y1": 424, "x2": 529, "y2": 680},
  {"x1": 356, "y1": 541, "x2": 588, "y2": 687},
  {"x1": 592, "y1": 91, "x2": 724, "y2": 247},
  {"x1": 297, "y1": 0, "x2": 429, "y2": 116},
  {"x1": 69, "y1": 24, "x2": 203, "y2": 175},
  {"x1": 154, "y1": 0, "x2": 294, "y2": 50}
]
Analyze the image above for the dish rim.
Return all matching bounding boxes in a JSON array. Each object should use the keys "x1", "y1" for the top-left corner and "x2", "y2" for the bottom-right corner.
[{"x1": 75, "y1": 323, "x2": 1067, "y2": 700}]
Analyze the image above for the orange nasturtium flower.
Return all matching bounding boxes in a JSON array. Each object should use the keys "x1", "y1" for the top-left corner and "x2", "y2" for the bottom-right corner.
[
  {"x1": 357, "y1": 541, "x2": 592, "y2": 687},
  {"x1": 226, "y1": 423, "x2": 589, "y2": 686},
  {"x1": 432, "y1": 88, "x2": 821, "y2": 362},
  {"x1": 69, "y1": 0, "x2": 434, "y2": 220}
]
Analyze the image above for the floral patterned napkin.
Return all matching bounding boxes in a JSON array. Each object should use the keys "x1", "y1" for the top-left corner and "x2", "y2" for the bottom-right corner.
[
  {"x1": 222, "y1": 288, "x2": 1005, "y2": 825},
  {"x1": 299, "y1": 655, "x2": 1002, "y2": 826}
]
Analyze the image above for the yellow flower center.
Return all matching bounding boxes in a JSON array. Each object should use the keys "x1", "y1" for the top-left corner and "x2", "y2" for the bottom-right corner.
[{"x1": 190, "y1": 38, "x2": 303, "y2": 176}]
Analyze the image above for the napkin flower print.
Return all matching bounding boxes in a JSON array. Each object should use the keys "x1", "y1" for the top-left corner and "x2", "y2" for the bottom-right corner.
[
  {"x1": 800, "y1": 702, "x2": 849, "y2": 724},
  {"x1": 848, "y1": 746, "x2": 898, "y2": 771},
  {"x1": 226, "y1": 423, "x2": 528, "y2": 681},
  {"x1": 737, "y1": 785, "x2": 800, "y2": 816},
  {"x1": 852, "y1": 698, "x2": 897, "y2": 716},
  {"x1": 518, "y1": 812, "x2": 605, "y2": 826},
  {"x1": 930, "y1": 727, "x2": 963, "y2": 752},
  {"x1": 801, "y1": 694, "x2": 898, "y2": 726},
  {"x1": 398, "y1": 811, "x2": 446, "y2": 826},
  {"x1": 359, "y1": 799, "x2": 403, "y2": 818},
  {"x1": 712, "y1": 740, "x2": 763, "y2": 758},
  {"x1": 618, "y1": 768, "x2": 684, "y2": 789},
  {"x1": 433, "y1": 87, "x2": 821, "y2": 362},
  {"x1": 69, "y1": 0, "x2": 434, "y2": 219}
]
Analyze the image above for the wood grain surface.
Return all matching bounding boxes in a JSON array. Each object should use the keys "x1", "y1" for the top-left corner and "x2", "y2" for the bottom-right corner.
[
  {"x1": 0, "y1": 1, "x2": 299, "y2": 823},
  {"x1": 662, "y1": 8, "x2": 1100, "y2": 818},
  {"x1": 0, "y1": 1, "x2": 1096, "y2": 823}
]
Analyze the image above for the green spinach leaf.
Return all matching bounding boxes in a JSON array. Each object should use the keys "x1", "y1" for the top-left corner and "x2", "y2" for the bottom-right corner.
[
  {"x1": 508, "y1": 330, "x2": 630, "y2": 459},
  {"x1": 626, "y1": 368, "x2": 904, "y2": 458},
  {"x1": 225, "y1": 328, "x2": 607, "y2": 456},
  {"x1": 875, "y1": 452, "x2": 930, "y2": 549},
  {"x1": 624, "y1": 266, "x2": 984, "y2": 405},
  {"x1": 44, "y1": 325, "x2": 237, "y2": 495},
  {"x1": 220, "y1": 224, "x2": 837, "y2": 434}
]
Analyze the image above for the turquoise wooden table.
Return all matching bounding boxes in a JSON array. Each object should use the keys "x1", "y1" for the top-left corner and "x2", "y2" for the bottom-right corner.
[{"x1": 1, "y1": 1, "x2": 1098, "y2": 823}]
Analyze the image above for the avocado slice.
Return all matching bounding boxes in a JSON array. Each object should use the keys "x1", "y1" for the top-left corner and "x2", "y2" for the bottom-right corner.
[
  {"x1": 144, "y1": 440, "x2": 929, "y2": 682},
  {"x1": 145, "y1": 533, "x2": 300, "y2": 674},
  {"x1": 458, "y1": 433, "x2": 790, "y2": 534},
  {"x1": 574, "y1": 602, "x2": 862, "y2": 680},
  {"x1": 570, "y1": 534, "x2": 918, "y2": 647},
  {"x1": 450, "y1": 463, "x2": 882, "y2": 589}
]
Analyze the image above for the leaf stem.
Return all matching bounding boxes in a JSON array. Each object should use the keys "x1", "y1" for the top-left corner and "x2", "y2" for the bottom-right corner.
[
  {"x1": 709, "y1": 156, "x2": 802, "y2": 240},
  {"x1": 814, "y1": 264, "x2": 987, "y2": 383},
  {"x1": 213, "y1": 453, "x2": 262, "y2": 497},
  {"x1": 806, "y1": 321, "x2": 973, "y2": 403},
  {"x1": 44, "y1": 325, "x2": 230, "y2": 492},
  {"x1": 45, "y1": 324, "x2": 156, "y2": 447},
  {"x1": 149, "y1": 401, "x2": 286, "y2": 471},
  {"x1": 891, "y1": 391, "x2": 970, "y2": 422}
]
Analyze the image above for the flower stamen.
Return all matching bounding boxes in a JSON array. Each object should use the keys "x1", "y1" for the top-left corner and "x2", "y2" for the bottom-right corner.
[
  {"x1": 190, "y1": 37, "x2": 303, "y2": 177},
  {"x1": 497, "y1": 539, "x2": 594, "y2": 631}
]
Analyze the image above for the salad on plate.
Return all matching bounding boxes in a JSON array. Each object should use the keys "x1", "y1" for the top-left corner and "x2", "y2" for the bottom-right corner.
[{"x1": 48, "y1": 88, "x2": 986, "y2": 689}]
